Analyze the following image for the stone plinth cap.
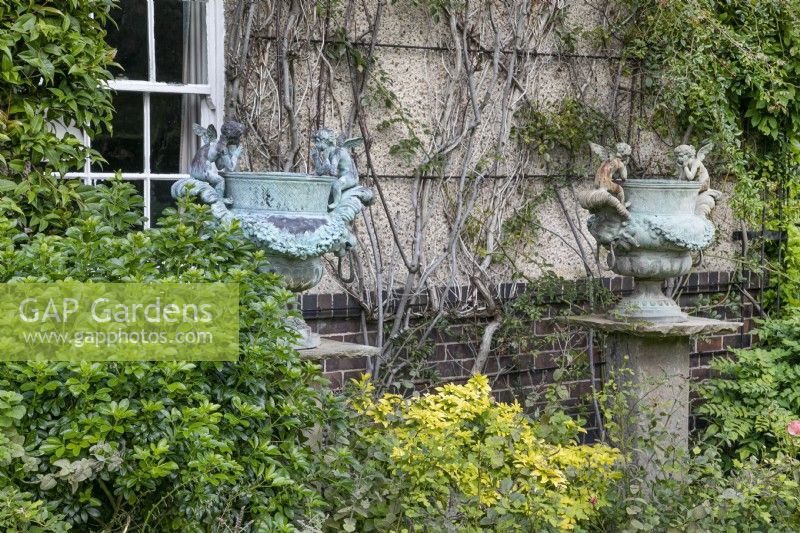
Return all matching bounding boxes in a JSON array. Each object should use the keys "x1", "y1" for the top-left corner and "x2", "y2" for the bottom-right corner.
[
  {"x1": 299, "y1": 338, "x2": 379, "y2": 361},
  {"x1": 561, "y1": 315, "x2": 743, "y2": 338}
]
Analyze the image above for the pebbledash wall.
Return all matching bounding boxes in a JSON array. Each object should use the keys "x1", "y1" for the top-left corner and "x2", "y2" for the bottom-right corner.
[{"x1": 303, "y1": 269, "x2": 765, "y2": 438}]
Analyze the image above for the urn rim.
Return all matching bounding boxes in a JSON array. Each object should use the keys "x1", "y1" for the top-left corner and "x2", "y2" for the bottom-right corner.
[
  {"x1": 624, "y1": 178, "x2": 701, "y2": 190},
  {"x1": 222, "y1": 171, "x2": 337, "y2": 185}
]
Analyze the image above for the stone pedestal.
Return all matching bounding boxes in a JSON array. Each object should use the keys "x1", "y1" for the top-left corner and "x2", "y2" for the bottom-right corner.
[
  {"x1": 604, "y1": 334, "x2": 690, "y2": 457},
  {"x1": 565, "y1": 315, "x2": 741, "y2": 473},
  {"x1": 298, "y1": 338, "x2": 379, "y2": 362},
  {"x1": 299, "y1": 339, "x2": 378, "y2": 446}
]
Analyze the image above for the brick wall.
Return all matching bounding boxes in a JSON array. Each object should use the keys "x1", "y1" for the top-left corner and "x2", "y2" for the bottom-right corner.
[{"x1": 302, "y1": 270, "x2": 765, "y2": 435}]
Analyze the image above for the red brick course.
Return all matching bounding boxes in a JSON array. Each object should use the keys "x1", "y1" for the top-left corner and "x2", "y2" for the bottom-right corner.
[{"x1": 306, "y1": 270, "x2": 764, "y2": 436}]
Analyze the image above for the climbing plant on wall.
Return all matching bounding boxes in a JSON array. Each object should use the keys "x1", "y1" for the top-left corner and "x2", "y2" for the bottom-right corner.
[
  {"x1": 222, "y1": 0, "x2": 800, "y2": 396},
  {"x1": 618, "y1": 0, "x2": 800, "y2": 310}
]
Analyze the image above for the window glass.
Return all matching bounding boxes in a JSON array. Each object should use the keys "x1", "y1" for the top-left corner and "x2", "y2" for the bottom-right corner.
[
  {"x1": 155, "y1": 0, "x2": 208, "y2": 84},
  {"x1": 150, "y1": 94, "x2": 183, "y2": 173},
  {"x1": 91, "y1": 0, "x2": 221, "y2": 228},
  {"x1": 93, "y1": 92, "x2": 144, "y2": 173},
  {"x1": 106, "y1": 0, "x2": 148, "y2": 80}
]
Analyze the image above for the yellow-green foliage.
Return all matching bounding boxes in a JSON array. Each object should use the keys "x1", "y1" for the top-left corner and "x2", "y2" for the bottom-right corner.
[{"x1": 351, "y1": 375, "x2": 621, "y2": 531}]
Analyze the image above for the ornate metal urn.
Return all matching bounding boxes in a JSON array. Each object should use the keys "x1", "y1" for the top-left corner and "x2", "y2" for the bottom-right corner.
[
  {"x1": 578, "y1": 143, "x2": 721, "y2": 321},
  {"x1": 172, "y1": 124, "x2": 373, "y2": 348}
]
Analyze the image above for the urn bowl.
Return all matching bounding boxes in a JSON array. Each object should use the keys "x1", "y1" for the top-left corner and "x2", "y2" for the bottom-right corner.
[{"x1": 585, "y1": 179, "x2": 715, "y2": 321}]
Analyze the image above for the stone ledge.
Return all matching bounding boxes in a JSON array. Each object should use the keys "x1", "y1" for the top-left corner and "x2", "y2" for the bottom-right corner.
[
  {"x1": 562, "y1": 315, "x2": 743, "y2": 338},
  {"x1": 299, "y1": 338, "x2": 379, "y2": 361}
]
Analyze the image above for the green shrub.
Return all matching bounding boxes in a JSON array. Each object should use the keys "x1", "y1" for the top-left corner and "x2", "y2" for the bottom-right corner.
[
  {"x1": 0, "y1": 0, "x2": 116, "y2": 233},
  {"x1": 620, "y1": 0, "x2": 800, "y2": 230},
  {"x1": 0, "y1": 379, "x2": 70, "y2": 531},
  {"x1": 0, "y1": 485, "x2": 71, "y2": 532},
  {"x1": 0, "y1": 182, "x2": 330, "y2": 531},
  {"x1": 783, "y1": 224, "x2": 800, "y2": 311},
  {"x1": 593, "y1": 363, "x2": 800, "y2": 531},
  {"x1": 512, "y1": 98, "x2": 611, "y2": 164},
  {"x1": 697, "y1": 313, "x2": 800, "y2": 463},
  {"x1": 320, "y1": 374, "x2": 621, "y2": 532},
  {"x1": 597, "y1": 446, "x2": 800, "y2": 531}
]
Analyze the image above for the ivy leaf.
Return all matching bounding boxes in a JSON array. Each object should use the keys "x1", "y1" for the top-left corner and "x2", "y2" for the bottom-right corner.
[{"x1": 39, "y1": 474, "x2": 58, "y2": 490}]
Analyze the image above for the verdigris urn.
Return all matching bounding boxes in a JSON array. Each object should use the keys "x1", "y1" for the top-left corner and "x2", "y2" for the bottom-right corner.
[
  {"x1": 224, "y1": 171, "x2": 346, "y2": 293},
  {"x1": 579, "y1": 143, "x2": 721, "y2": 321},
  {"x1": 172, "y1": 124, "x2": 374, "y2": 348}
]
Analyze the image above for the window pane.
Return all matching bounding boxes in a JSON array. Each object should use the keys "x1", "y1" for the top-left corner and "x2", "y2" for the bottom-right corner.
[
  {"x1": 106, "y1": 0, "x2": 149, "y2": 80},
  {"x1": 155, "y1": 0, "x2": 207, "y2": 84},
  {"x1": 151, "y1": 180, "x2": 178, "y2": 224},
  {"x1": 150, "y1": 94, "x2": 183, "y2": 173},
  {"x1": 93, "y1": 93, "x2": 144, "y2": 173}
]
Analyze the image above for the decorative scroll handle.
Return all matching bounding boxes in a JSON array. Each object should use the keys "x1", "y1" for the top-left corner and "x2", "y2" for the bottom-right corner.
[
  {"x1": 692, "y1": 249, "x2": 704, "y2": 269},
  {"x1": 337, "y1": 251, "x2": 356, "y2": 283}
]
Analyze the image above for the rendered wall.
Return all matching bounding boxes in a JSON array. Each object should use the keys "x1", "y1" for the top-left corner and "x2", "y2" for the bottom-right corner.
[{"x1": 223, "y1": 3, "x2": 755, "y2": 435}]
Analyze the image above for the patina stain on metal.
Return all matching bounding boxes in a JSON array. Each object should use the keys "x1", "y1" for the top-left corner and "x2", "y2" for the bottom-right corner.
[{"x1": 172, "y1": 122, "x2": 374, "y2": 348}]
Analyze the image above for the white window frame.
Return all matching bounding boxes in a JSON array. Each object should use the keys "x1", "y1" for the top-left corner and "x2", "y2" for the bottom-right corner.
[{"x1": 65, "y1": 0, "x2": 225, "y2": 228}]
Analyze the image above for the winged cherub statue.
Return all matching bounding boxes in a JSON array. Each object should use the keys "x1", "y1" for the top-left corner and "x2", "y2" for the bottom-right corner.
[
  {"x1": 674, "y1": 143, "x2": 720, "y2": 217},
  {"x1": 675, "y1": 143, "x2": 713, "y2": 191},
  {"x1": 310, "y1": 128, "x2": 363, "y2": 209},
  {"x1": 589, "y1": 141, "x2": 631, "y2": 205},
  {"x1": 189, "y1": 121, "x2": 246, "y2": 203},
  {"x1": 576, "y1": 141, "x2": 634, "y2": 243}
]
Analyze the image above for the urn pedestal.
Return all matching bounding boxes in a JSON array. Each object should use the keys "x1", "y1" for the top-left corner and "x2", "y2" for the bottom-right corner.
[
  {"x1": 263, "y1": 254, "x2": 325, "y2": 350},
  {"x1": 565, "y1": 315, "x2": 741, "y2": 474}
]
